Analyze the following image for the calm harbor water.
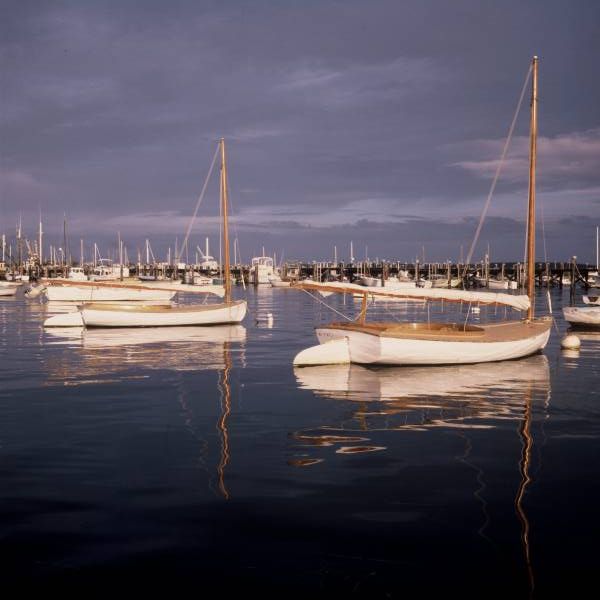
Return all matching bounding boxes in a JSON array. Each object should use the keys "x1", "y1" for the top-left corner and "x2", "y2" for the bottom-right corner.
[{"x1": 1, "y1": 286, "x2": 598, "y2": 597}]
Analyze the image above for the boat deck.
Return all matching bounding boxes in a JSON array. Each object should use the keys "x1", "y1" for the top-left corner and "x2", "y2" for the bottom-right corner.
[
  {"x1": 82, "y1": 300, "x2": 244, "y2": 313},
  {"x1": 320, "y1": 318, "x2": 553, "y2": 343}
]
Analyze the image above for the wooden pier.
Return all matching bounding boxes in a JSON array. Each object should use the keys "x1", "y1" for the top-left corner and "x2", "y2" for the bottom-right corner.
[{"x1": 4, "y1": 257, "x2": 596, "y2": 291}]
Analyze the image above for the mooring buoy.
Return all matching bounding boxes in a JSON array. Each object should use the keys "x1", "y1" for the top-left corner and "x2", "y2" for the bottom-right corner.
[{"x1": 561, "y1": 334, "x2": 581, "y2": 350}]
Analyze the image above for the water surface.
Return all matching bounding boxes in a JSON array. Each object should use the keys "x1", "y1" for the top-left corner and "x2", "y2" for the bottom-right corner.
[{"x1": 1, "y1": 287, "x2": 598, "y2": 598}]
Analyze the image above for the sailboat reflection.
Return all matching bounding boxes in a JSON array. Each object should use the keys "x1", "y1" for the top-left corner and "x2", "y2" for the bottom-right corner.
[
  {"x1": 44, "y1": 326, "x2": 242, "y2": 500},
  {"x1": 216, "y1": 343, "x2": 233, "y2": 499},
  {"x1": 294, "y1": 355, "x2": 550, "y2": 596},
  {"x1": 43, "y1": 325, "x2": 246, "y2": 383},
  {"x1": 294, "y1": 355, "x2": 549, "y2": 423}
]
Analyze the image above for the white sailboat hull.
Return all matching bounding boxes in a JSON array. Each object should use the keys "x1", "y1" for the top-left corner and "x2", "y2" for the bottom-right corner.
[
  {"x1": 358, "y1": 276, "x2": 380, "y2": 287},
  {"x1": 81, "y1": 300, "x2": 247, "y2": 328},
  {"x1": 45, "y1": 285, "x2": 175, "y2": 302},
  {"x1": 582, "y1": 295, "x2": 600, "y2": 306},
  {"x1": 563, "y1": 306, "x2": 600, "y2": 327},
  {"x1": 0, "y1": 287, "x2": 17, "y2": 296},
  {"x1": 314, "y1": 321, "x2": 551, "y2": 365},
  {"x1": 430, "y1": 277, "x2": 461, "y2": 288},
  {"x1": 476, "y1": 278, "x2": 510, "y2": 290}
]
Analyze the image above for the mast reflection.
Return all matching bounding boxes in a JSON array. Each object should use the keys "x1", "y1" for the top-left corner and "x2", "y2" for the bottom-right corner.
[
  {"x1": 294, "y1": 355, "x2": 550, "y2": 431},
  {"x1": 294, "y1": 355, "x2": 551, "y2": 596},
  {"x1": 44, "y1": 325, "x2": 244, "y2": 501},
  {"x1": 216, "y1": 342, "x2": 232, "y2": 500},
  {"x1": 43, "y1": 325, "x2": 246, "y2": 384},
  {"x1": 516, "y1": 383, "x2": 535, "y2": 595}
]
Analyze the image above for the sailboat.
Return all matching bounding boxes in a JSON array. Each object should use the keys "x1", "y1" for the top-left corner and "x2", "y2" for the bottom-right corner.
[
  {"x1": 293, "y1": 57, "x2": 552, "y2": 366},
  {"x1": 80, "y1": 139, "x2": 247, "y2": 328},
  {"x1": 582, "y1": 225, "x2": 599, "y2": 291},
  {"x1": 0, "y1": 282, "x2": 19, "y2": 297}
]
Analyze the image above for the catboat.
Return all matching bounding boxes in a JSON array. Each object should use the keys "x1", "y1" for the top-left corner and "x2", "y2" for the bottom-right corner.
[
  {"x1": 41, "y1": 280, "x2": 178, "y2": 302},
  {"x1": 0, "y1": 286, "x2": 18, "y2": 297},
  {"x1": 562, "y1": 306, "x2": 600, "y2": 328},
  {"x1": 293, "y1": 57, "x2": 552, "y2": 366},
  {"x1": 81, "y1": 299, "x2": 246, "y2": 328},
  {"x1": 79, "y1": 139, "x2": 246, "y2": 328}
]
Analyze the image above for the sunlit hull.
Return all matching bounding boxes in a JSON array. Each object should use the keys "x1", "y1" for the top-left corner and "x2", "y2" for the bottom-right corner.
[
  {"x1": 45, "y1": 285, "x2": 175, "y2": 302},
  {"x1": 563, "y1": 306, "x2": 600, "y2": 327},
  {"x1": 305, "y1": 319, "x2": 552, "y2": 365},
  {"x1": 430, "y1": 277, "x2": 462, "y2": 288},
  {"x1": 81, "y1": 300, "x2": 247, "y2": 328},
  {"x1": 269, "y1": 279, "x2": 291, "y2": 287}
]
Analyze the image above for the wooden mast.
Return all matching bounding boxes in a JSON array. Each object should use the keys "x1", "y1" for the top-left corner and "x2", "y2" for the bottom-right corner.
[
  {"x1": 220, "y1": 138, "x2": 232, "y2": 303},
  {"x1": 526, "y1": 56, "x2": 538, "y2": 320}
]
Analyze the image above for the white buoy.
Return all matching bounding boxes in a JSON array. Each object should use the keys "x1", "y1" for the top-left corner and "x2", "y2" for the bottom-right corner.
[{"x1": 561, "y1": 334, "x2": 581, "y2": 350}]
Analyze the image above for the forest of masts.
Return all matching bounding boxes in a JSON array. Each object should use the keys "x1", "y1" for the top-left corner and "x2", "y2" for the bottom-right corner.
[{"x1": 0, "y1": 222, "x2": 597, "y2": 290}]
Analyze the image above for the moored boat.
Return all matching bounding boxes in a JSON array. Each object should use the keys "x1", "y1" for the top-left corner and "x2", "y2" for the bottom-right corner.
[
  {"x1": 0, "y1": 286, "x2": 18, "y2": 297},
  {"x1": 563, "y1": 306, "x2": 600, "y2": 328},
  {"x1": 293, "y1": 57, "x2": 553, "y2": 367},
  {"x1": 75, "y1": 138, "x2": 247, "y2": 328},
  {"x1": 81, "y1": 299, "x2": 247, "y2": 328},
  {"x1": 42, "y1": 281, "x2": 177, "y2": 302}
]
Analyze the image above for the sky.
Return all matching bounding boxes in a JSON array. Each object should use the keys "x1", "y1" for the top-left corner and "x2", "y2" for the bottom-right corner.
[{"x1": 1, "y1": 0, "x2": 599, "y2": 264}]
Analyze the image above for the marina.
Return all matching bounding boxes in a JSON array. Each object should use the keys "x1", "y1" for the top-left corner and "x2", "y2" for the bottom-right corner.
[
  {"x1": 1, "y1": 283, "x2": 599, "y2": 597},
  {"x1": 2, "y1": 1, "x2": 599, "y2": 597}
]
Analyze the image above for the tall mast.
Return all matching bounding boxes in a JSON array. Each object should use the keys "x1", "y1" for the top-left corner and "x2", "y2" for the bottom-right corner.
[
  {"x1": 38, "y1": 211, "x2": 43, "y2": 268},
  {"x1": 526, "y1": 56, "x2": 538, "y2": 320},
  {"x1": 596, "y1": 226, "x2": 600, "y2": 271},
  {"x1": 63, "y1": 214, "x2": 68, "y2": 267},
  {"x1": 220, "y1": 138, "x2": 231, "y2": 303}
]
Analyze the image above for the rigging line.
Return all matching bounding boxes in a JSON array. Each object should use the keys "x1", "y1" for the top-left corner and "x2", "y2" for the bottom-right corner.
[
  {"x1": 301, "y1": 288, "x2": 355, "y2": 322},
  {"x1": 225, "y1": 172, "x2": 244, "y2": 264},
  {"x1": 465, "y1": 64, "x2": 533, "y2": 267},
  {"x1": 176, "y1": 143, "x2": 220, "y2": 263},
  {"x1": 540, "y1": 191, "x2": 548, "y2": 265},
  {"x1": 223, "y1": 170, "x2": 247, "y2": 290},
  {"x1": 219, "y1": 165, "x2": 222, "y2": 281},
  {"x1": 539, "y1": 192, "x2": 554, "y2": 315}
]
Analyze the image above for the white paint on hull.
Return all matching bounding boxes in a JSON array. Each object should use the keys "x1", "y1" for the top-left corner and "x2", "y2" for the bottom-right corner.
[
  {"x1": 81, "y1": 300, "x2": 247, "y2": 327},
  {"x1": 315, "y1": 324, "x2": 551, "y2": 365},
  {"x1": 45, "y1": 286, "x2": 175, "y2": 302},
  {"x1": 563, "y1": 306, "x2": 600, "y2": 326},
  {"x1": 293, "y1": 338, "x2": 350, "y2": 366}
]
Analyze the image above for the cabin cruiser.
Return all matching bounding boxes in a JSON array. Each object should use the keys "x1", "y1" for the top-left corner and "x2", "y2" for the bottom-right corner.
[{"x1": 250, "y1": 256, "x2": 274, "y2": 285}]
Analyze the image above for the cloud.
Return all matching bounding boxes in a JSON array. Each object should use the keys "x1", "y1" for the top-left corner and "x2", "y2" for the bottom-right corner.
[
  {"x1": 450, "y1": 128, "x2": 600, "y2": 187},
  {"x1": 0, "y1": 168, "x2": 55, "y2": 204},
  {"x1": 275, "y1": 57, "x2": 443, "y2": 107}
]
